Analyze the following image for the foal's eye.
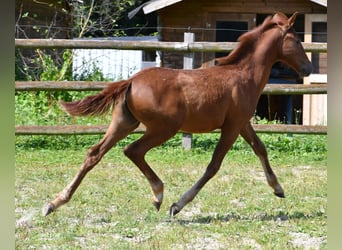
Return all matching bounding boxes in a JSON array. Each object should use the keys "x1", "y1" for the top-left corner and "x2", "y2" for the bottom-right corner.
[{"x1": 296, "y1": 39, "x2": 300, "y2": 45}]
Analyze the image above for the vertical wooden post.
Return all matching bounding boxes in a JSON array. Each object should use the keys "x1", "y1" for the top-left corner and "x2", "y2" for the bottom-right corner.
[
  {"x1": 182, "y1": 32, "x2": 194, "y2": 150},
  {"x1": 303, "y1": 14, "x2": 327, "y2": 126}
]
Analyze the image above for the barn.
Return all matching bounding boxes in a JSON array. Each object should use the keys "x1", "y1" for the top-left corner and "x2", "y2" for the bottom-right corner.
[{"x1": 129, "y1": 0, "x2": 327, "y2": 125}]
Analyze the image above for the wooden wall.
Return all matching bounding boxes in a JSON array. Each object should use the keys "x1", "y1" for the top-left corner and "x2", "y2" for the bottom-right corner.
[{"x1": 157, "y1": 0, "x2": 326, "y2": 68}]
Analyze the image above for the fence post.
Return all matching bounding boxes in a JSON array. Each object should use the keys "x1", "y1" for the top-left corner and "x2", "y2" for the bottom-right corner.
[{"x1": 182, "y1": 32, "x2": 195, "y2": 150}]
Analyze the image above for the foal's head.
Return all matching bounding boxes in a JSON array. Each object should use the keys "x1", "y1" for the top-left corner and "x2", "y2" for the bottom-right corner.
[
  {"x1": 273, "y1": 12, "x2": 312, "y2": 77},
  {"x1": 216, "y1": 12, "x2": 312, "y2": 77}
]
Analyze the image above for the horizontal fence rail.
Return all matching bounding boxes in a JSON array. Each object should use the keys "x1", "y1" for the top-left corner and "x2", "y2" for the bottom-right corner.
[
  {"x1": 15, "y1": 82, "x2": 327, "y2": 135},
  {"x1": 15, "y1": 38, "x2": 327, "y2": 136},
  {"x1": 15, "y1": 39, "x2": 327, "y2": 53},
  {"x1": 15, "y1": 124, "x2": 327, "y2": 135},
  {"x1": 15, "y1": 81, "x2": 327, "y2": 94}
]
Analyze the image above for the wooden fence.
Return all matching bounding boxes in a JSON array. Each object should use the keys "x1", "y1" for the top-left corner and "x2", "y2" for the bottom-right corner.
[
  {"x1": 15, "y1": 39, "x2": 327, "y2": 53},
  {"x1": 15, "y1": 39, "x2": 327, "y2": 136}
]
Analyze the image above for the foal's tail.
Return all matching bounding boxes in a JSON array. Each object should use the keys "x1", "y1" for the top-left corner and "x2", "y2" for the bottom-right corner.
[{"x1": 60, "y1": 80, "x2": 130, "y2": 116}]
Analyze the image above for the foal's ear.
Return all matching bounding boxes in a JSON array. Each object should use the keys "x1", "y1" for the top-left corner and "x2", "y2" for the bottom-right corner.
[
  {"x1": 273, "y1": 12, "x2": 298, "y2": 31},
  {"x1": 287, "y1": 12, "x2": 299, "y2": 29}
]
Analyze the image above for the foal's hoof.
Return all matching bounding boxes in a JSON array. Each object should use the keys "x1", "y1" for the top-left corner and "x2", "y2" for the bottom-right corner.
[
  {"x1": 274, "y1": 192, "x2": 285, "y2": 198},
  {"x1": 42, "y1": 203, "x2": 54, "y2": 216},
  {"x1": 153, "y1": 201, "x2": 162, "y2": 211},
  {"x1": 169, "y1": 203, "x2": 180, "y2": 217}
]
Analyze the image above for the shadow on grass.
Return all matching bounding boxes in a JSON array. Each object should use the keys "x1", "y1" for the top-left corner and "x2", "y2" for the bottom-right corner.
[{"x1": 168, "y1": 210, "x2": 326, "y2": 225}]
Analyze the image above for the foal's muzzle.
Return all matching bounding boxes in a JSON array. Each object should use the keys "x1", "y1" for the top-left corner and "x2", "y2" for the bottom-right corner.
[{"x1": 301, "y1": 63, "x2": 313, "y2": 77}]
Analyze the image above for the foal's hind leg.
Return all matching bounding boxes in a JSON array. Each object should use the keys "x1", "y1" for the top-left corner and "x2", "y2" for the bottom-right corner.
[
  {"x1": 240, "y1": 122, "x2": 285, "y2": 198},
  {"x1": 42, "y1": 102, "x2": 139, "y2": 216},
  {"x1": 124, "y1": 126, "x2": 179, "y2": 211}
]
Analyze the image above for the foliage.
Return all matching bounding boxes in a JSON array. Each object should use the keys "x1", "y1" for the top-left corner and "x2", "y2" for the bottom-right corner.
[
  {"x1": 15, "y1": 133, "x2": 327, "y2": 167},
  {"x1": 15, "y1": 49, "x2": 28, "y2": 81},
  {"x1": 15, "y1": 47, "x2": 111, "y2": 127},
  {"x1": 73, "y1": 0, "x2": 146, "y2": 38}
]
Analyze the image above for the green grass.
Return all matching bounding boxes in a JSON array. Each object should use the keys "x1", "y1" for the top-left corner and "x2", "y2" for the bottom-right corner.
[{"x1": 15, "y1": 134, "x2": 327, "y2": 249}]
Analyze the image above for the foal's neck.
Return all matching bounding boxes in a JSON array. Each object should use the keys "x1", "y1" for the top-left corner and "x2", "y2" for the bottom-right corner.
[{"x1": 242, "y1": 29, "x2": 281, "y2": 94}]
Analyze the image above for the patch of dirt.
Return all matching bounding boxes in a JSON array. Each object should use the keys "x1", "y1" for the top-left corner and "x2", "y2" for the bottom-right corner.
[
  {"x1": 290, "y1": 232, "x2": 326, "y2": 250},
  {"x1": 185, "y1": 236, "x2": 225, "y2": 250},
  {"x1": 291, "y1": 165, "x2": 326, "y2": 178},
  {"x1": 182, "y1": 204, "x2": 202, "y2": 218},
  {"x1": 250, "y1": 169, "x2": 266, "y2": 182},
  {"x1": 16, "y1": 208, "x2": 39, "y2": 228},
  {"x1": 241, "y1": 238, "x2": 263, "y2": 250},
  {"x1": 173, "y1": 235, "x2": 263, "y2": 250},
  {"x1": 229, "y1": 198, "x2": 246, "y2": 208}
]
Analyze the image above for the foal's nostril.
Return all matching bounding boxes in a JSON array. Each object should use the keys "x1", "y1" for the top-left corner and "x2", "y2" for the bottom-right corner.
[{"x1": 301, "y1": 64, "x2": 313, "y2": 76}]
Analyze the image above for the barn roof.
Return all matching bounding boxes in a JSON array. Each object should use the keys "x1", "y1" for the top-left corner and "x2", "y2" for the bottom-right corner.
[
  {"x1": 309, "y1": 0, "x2": 327, "y2": 7},
  {"x1": 128, "y1": 0, "x2": 327, "y2": 19},
  {"x1": 128, "y1": 0, "x2": 182, "y2": 19}
]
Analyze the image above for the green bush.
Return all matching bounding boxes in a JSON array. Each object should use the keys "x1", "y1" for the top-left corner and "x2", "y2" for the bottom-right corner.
[{"x1": 15, "y1": 49, "x2": 112, "y2": 126}]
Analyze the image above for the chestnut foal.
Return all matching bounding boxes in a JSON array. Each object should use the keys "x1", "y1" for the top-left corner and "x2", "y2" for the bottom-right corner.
[{"x1": 42, "y1": 12, "x2": 311, "y2": 217}]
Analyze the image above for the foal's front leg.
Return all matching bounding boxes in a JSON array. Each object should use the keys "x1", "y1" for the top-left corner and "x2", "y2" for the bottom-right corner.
[
  {"x1": 240, "y1": 122, "x2": 285, "y2": 198},
  {"x1": 170, "y1": 127, "x2": 240, "y2": 217}
]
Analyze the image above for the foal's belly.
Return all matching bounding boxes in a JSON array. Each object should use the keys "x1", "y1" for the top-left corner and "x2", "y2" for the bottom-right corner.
[{"x1": 179, "y1": 114, "x2": 225, "y2": 133}]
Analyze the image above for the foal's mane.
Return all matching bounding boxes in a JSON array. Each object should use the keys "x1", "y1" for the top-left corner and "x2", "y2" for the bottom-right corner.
[{"x1": 215, "y1": 15, "x2": 279, "y2": 66}]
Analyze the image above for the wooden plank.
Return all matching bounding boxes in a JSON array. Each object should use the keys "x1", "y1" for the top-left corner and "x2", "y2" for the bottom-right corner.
[
  {"x1": 262, "y1": 84, "x2": 327, "y2": 95},
  {"x1": 15, "y1": 39, "x2": 189, "y2": 52},
  {"x1": 15, "y1": 81, "x2": 111, "y2": 91},
  {"x1": 14, "y1": 39, "x2": 327, "y2": 53},
  {"x1": 15, "y1": 82, "x2": 327, "y2": 95},
  {"x1": 252, "y1": 124, "x2": 327, "y2": 134},
  {"x1": 15, "y1": 125, "x2": 109, "y2": 135},
  {"x1": 15, "y1": 124, "x2": 327, "y2": 135}
]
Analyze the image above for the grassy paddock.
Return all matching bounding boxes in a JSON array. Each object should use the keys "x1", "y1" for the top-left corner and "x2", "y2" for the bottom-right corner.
[{"x1": 15, "y1": 133, "x2": 327, "y2": 249}]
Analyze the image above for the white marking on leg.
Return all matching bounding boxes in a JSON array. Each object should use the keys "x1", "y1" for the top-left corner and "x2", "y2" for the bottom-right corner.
[{"x1": 155, "y1": 193, "x2": 163, "y2": 203}]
